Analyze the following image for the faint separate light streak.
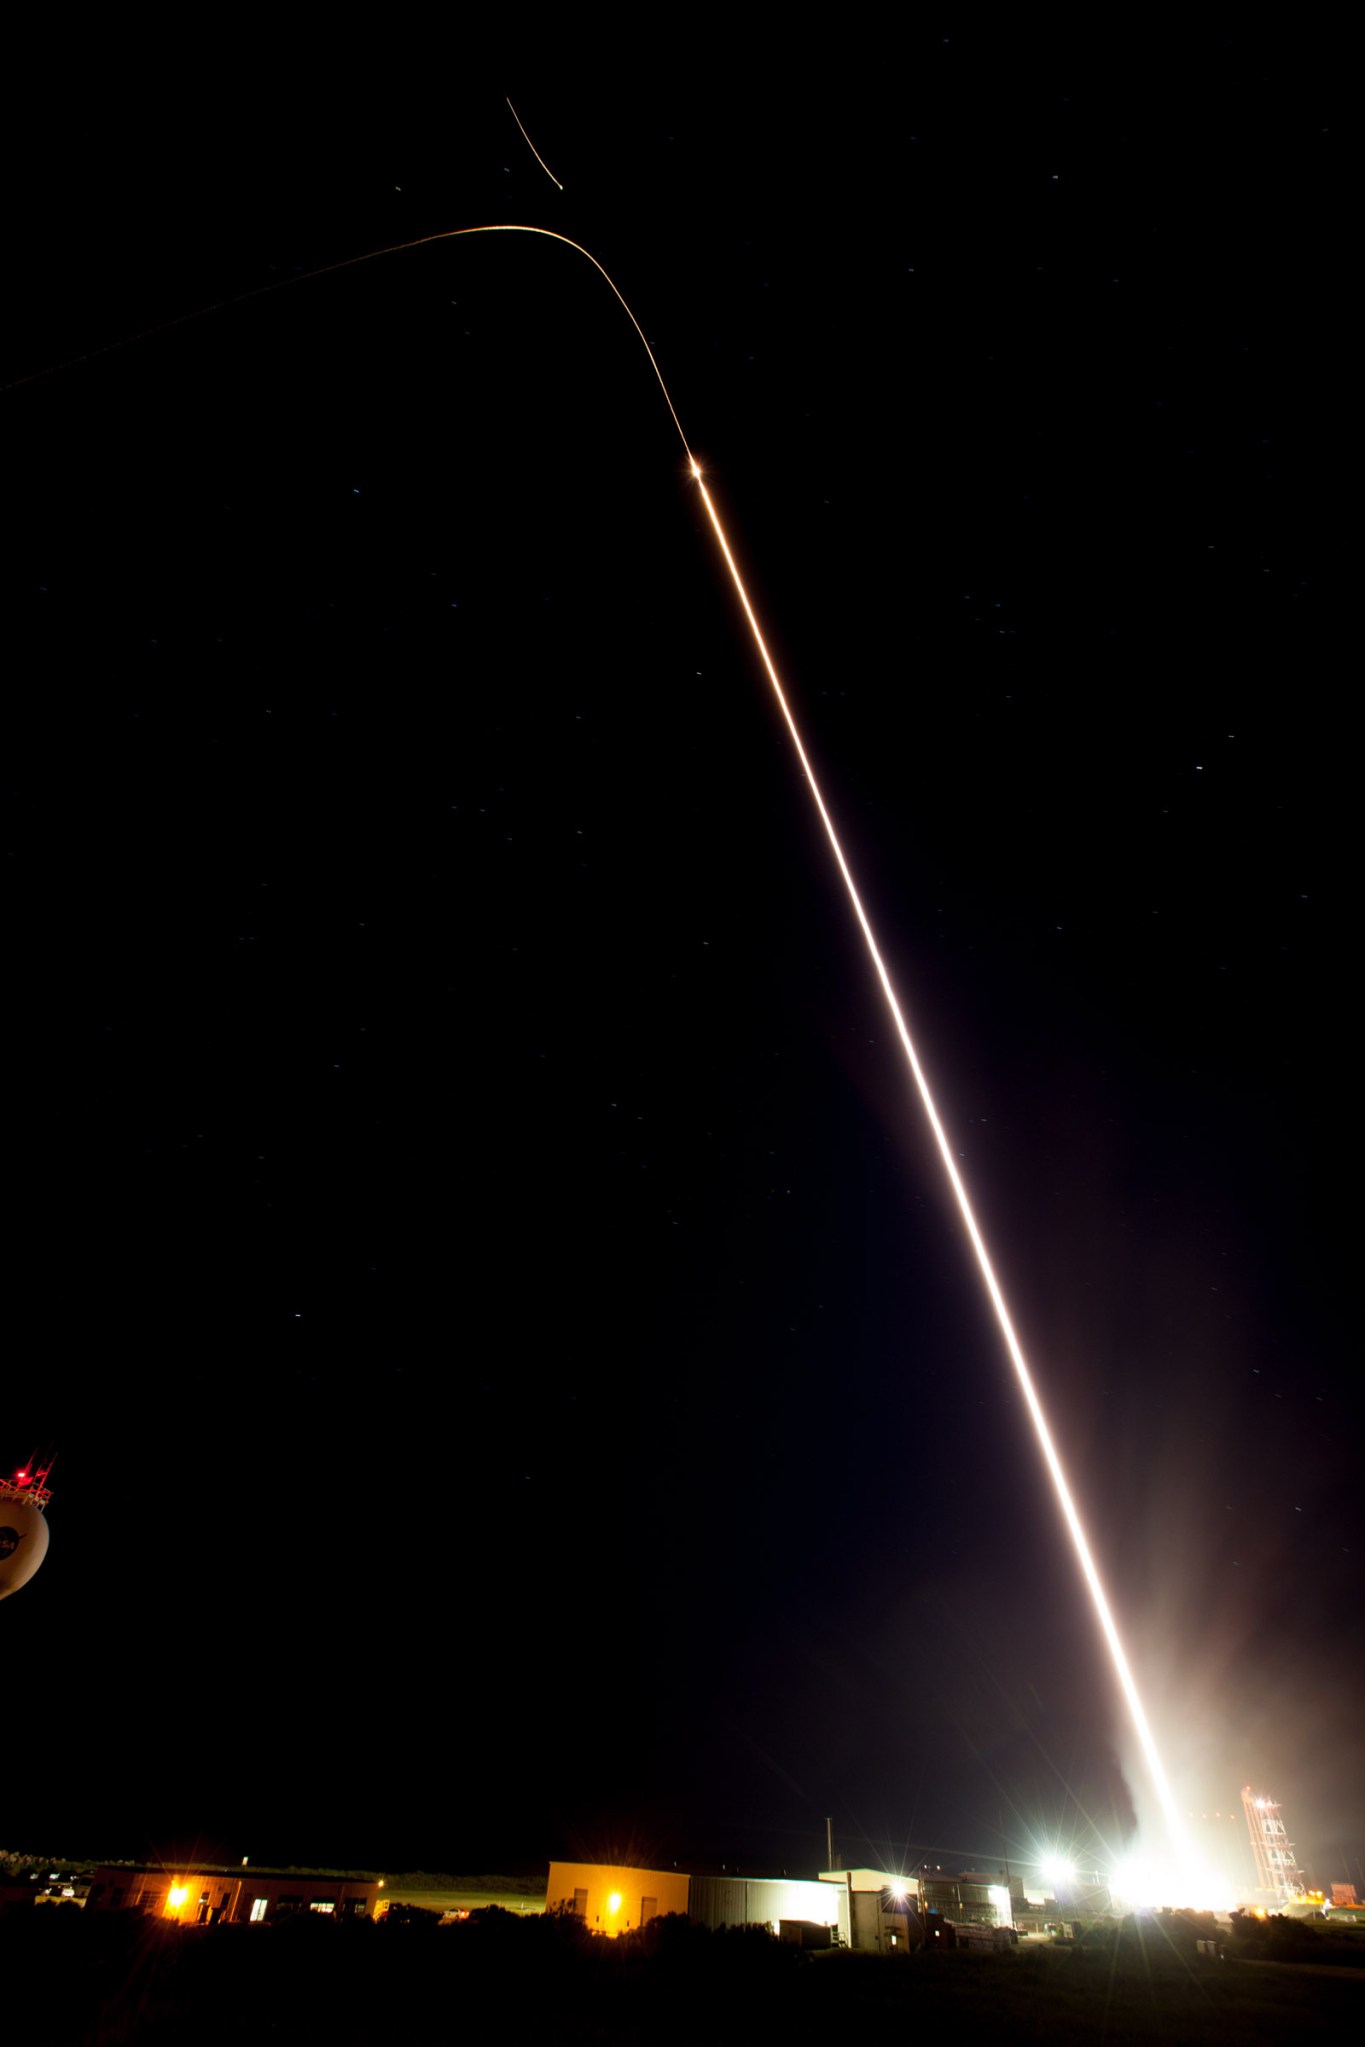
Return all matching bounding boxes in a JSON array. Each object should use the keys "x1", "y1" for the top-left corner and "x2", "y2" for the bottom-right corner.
[{"x1": 506, "y1": 97, "x2": 565, "y2": 191}]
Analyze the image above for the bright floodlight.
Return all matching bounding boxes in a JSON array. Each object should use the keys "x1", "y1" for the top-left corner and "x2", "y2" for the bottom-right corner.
[
  {"x1": 1041, "y1": 1856, "x2": 1076, "y2": 1890},
  {"x1": 608, "y1": 1892, "x2": 622, "y2": 1915},
  {"x1": 167, "y1": 1886, "x2": 189, "y2": 1909},
  {"x1": 1110, "y1": 1859, "x2": 1160, "y2": 1908}
]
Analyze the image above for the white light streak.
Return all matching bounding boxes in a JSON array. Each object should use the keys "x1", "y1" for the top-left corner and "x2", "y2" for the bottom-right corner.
[
  {"x1": 691, "y1": 388, "x2": 1196, "y2": 1883},
  {"x1": 506, "y1": 97, "x2": 565, "y2": 191}
]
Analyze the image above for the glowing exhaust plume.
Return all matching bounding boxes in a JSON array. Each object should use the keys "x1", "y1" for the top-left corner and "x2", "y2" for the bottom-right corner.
[{"x1": 9, "y1": 214, "x2": 1194, "y2": 1878}]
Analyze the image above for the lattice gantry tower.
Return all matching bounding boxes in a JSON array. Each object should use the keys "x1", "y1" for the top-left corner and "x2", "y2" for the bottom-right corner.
[{"x1": 1241, "y1": 1786, "x2": 1303, "y2": 1900}]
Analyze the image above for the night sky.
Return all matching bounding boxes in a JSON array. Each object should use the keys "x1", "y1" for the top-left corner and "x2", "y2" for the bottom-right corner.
[{"x1": 6, "y1": 39, "x2": 1356, "y2": 1890}]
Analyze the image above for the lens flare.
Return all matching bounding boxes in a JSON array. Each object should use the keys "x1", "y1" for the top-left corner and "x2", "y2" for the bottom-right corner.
[{"x1": 10, "y1": 208, "x2": 1197, "y2": 1882}]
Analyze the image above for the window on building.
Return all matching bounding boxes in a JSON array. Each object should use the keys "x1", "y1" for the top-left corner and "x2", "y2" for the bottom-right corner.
[
  {"x1": 573, "y1": 1889, "x2": 588, "y2": 1919},
  {"x1": 309, "y1": 1899, "x2": 336, "y2": 1915},
  {"x1": 249, "y1": 1898, "x2": 268, "y2": 1923},
  {"x1": 640, "y1": 1896, "x2": 657, "y2": 1926}
]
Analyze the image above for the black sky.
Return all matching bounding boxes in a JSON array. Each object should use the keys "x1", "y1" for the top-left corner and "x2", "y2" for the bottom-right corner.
[{"x1": 5, "y1": 37, "x2": 1356, "y2": 1889}]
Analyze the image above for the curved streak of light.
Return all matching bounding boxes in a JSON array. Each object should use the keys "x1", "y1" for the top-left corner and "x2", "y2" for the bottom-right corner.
[
  {"x1": 506, "y1": 97, "x2": 565, "y2": 189},
  {"x1": 8, "y1": 216, "x2": 1190, "y2": 1869},
  {"x1": 6, "y1": 228, "x2": 690, "y2": 453}
]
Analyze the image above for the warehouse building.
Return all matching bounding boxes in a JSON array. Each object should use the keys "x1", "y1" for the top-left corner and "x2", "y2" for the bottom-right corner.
[
  {"x1": 545, "y1": 1862, "x2": 690, "y2": 1934},
  {"x1": 546, "y1": 1860, "x2": 917, "y2": 1949},
  {"x1": 817, "y1": 1867, "x2": 919, "y2": 1951},
  {"x1": 690, "y1": 1872, "x2": 849, "y2": 1944},
  {"x1": 86, "y1": 1864, "x2": 382, "y2": 1924},
  {"x1": 918, "y1": 1869, "x2": 1016, "y2": 1928}
]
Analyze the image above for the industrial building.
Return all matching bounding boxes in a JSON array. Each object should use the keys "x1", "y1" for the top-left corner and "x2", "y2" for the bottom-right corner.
[
  {"x1": 547, "y1": 1861, "x2": 931, "y2": 1949},
  {"x1": 86, "y1": 1864, "x2": 382, "y2": 1924},
  {"x1": 85, "y1": 1854, "x2": 1020, "y2": 1947},
  {"x1": 689, "y1": 1872, "x2": 848, "y2": 1945},
  {"x1": 544, "y1": 1863, "x2": 690, "y2": 1934},
  {"x1": 918, "y1": 1869, "x2": 1020, "y2": 1929},
  {"x1": 817, "y1": 1868, "x2": 920, "y2": 1951}
]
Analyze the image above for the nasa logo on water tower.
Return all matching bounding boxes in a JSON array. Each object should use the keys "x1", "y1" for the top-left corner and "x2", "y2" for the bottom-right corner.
[{"x1": 0, "y1": 1465, "x2": 52, "y2": 1601}]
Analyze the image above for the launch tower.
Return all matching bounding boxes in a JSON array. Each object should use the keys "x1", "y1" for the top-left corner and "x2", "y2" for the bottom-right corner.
[{"x1": 1241, "y1": 1786, "x2": 1303, "y2": 1902}]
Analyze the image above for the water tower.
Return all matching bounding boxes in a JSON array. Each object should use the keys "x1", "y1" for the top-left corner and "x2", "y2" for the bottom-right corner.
[{"x1": 0, "y1": 1460, "x2": 52, "y2": 1601}]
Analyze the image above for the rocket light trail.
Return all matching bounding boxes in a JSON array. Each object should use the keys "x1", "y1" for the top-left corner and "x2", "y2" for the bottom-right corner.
[
  {"x1": 693, "y1": 457, "x2": 1193, "y2": 1861},
  {"x1": 5, "y1": 228, "x2": 693, "y2": 463},
  {"x1": 11, "y1": 211, "x2": 1195, "y2": 1875}
]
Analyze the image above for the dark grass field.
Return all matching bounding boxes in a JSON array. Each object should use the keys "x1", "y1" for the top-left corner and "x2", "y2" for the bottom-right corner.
[{"x1": 4, "y1": 1910, "x2": 1362, "y2": 2045}]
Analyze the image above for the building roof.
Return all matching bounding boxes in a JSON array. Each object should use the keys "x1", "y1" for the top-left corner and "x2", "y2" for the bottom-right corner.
[
  {"x1": 818, "y1": 1868, "x2": 914, "y2": 1893},
  {"x1": 94, "y1": 1863, "x2": 382, "y2": 1883}
]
